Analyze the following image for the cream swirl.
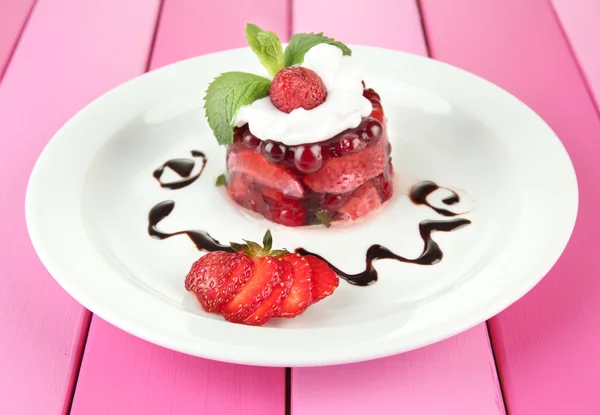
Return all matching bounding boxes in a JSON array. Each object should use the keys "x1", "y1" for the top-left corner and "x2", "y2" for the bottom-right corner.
[{"x1": 234, "y1": 44, "x2": 372, "y2": 145}]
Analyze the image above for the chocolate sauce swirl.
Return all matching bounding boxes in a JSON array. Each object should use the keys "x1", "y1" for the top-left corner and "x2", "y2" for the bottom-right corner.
[
  {"x1": 152, "y1": 150, "x2": 206, "y2": 190},
  {"x1": 148, "y1": 200, "x2": 234, "y2": 253},
  {"x1": 409, "y1": 181, "x2": 464, "y2": 217},
  {"x1": 297, "y1": 218, "x2": 470, "y2": 286}
]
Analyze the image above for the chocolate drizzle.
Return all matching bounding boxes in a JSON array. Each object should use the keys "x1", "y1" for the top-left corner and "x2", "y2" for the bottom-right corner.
[
  {"x1": 153, "y1": 150, "x2": 207, "y2": 190},
  {"x1": 409, "y1": 181, "x2": 464, "y2": 217},
  {"x1": 148, "y1": 201, "x2": 234, "y2": 253},
  {"x1": 297, "y1": 218, "x2": 470, "y2": 286}
]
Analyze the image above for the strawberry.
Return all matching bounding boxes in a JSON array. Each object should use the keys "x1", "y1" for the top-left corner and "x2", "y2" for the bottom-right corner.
[
  {"x1": 265, "y1": 198, "x2": 307, "y2": 227},
  {"x1": 303, "y1": 137, "x2": 387, "y2": 194},
  {"x1": 228, "y1": 149, "x2": 304, "y2": 198},
  {"x1": 244, "y1": 261, "x2": 293, "y2": 325},
  {"x1": 222, "y1": 256, "x2": 285, "y2": 323},
  {"x1": 304, "y1": 255, "x2": 339, "y2": 304},
  {"x1": 270, "y1": 67, "x2": 327, "y2": 113},
  {"x1": 228, "y1": 174, "x2": 250, "y2": 202},
  {"x1": 184, "y1": 251, "x2": 253, "y2": 312},
  {"x1": 275, "y1": 253, "x2": 313, "y2": 317},
  {"x1": 337, "y1": 183, "x2": 382, "y2": 220},
  {"x1": 184, "y1": 230, "x2": 340, "y2": 326}
]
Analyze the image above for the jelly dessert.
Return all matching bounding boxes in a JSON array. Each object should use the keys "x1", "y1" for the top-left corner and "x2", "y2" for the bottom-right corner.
[{"x1": 204, "y1": 23, "x2": 393, "y2": 227}]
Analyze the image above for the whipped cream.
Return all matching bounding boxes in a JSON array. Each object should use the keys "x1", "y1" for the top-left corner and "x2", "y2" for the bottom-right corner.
[{"x1": 234, "y1": 44, "x2": 373, "y2": 145}]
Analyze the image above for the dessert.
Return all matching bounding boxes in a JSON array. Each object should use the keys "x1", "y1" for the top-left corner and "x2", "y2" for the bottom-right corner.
[
  {"x1": 204, "y1": 23, "x2": 393, "y2": 227},
  {"x1": 184, "y1": 230, "x2": 338, "y2": 325},
  {"x1": 145, "y1": 24, "x2": 473, "y2": 326}
]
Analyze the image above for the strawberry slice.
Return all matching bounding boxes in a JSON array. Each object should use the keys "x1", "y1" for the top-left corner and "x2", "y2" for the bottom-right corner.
[
  {"x1": 228, "y1": 150, "x2": 304, "y2": 198},
  {"x1": 337, "y1": 184, "x2": 382, "y2": 220},
  {"x1": 275, "y1": 253, "x2": 313, "y2": 317},
  {"x1": 227, "y1": 174, "x2": 250, "y2": 202},
  {"x1": 221, "y1": 256, "x2": 283, "y2": 323},
  {"x1": 303, "y1": 138, "x2": 387, "y2": 194},
  {"x1": 185, "y1": 251, "x2": 253, "y2": 312},
  {"x1": 304, "y1": 255, "x2": 339, "y2": 304},
  {"x1": 244, "y1": 260, "x2": 293, "y2": 325}
]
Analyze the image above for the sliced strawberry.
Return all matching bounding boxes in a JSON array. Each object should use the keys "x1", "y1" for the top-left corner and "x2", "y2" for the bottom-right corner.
[
  {"x1": 303, "y1": 137, "x2": 387, "y2": 194},
  {"x1": 228, "y1": 174, "x2": 250, "y2": 202},
  {"x1": 185, "y1": 251, "x2": 253, "y2": 312},
  {"x1": 244, "y1": 260, "x2": 293, "y2": 325},
  {"x1": 304, "y1": 255, "x2": 339, "y2": 304},
  {"x1": 337, "y1": 183, "x2": 382, "y2": 220},
  {"x1": 221, "y1": 256, "x2": 283, "y2": 323},
  {"x1": 275, "y1": 253, "x2": 313, "y2": 317},
  {"x1": 227, "y1": 150, "x2": 304, "y2": 198}
]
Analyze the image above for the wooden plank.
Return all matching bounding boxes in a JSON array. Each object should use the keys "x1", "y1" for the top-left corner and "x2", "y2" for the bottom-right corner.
[
  {"x1": 71, "y1": 1, "x2": 289, "y2": 414},
  {"x1": 0, "y1": 0, "x2": 160, "y2": 414},
  {"x1": 0, "y1": 0, "x2": 35, "y2": 78},
  {"x1": 420, "y1": 0, "x2": 600, "y2": 413},
  {"x1": 71, "y1": 318, "x2": 285, "y2": 415},
  {"x1": 552, "y1": 0, "x2": 600, "y2": 109},
  {"x1": 291, "y1": 1, "x2": 504, "y2": 414}
]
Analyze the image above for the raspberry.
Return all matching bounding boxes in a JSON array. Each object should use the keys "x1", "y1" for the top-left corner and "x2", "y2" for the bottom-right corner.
[{"x1": 270, "y1": 67, "x2": 327, "y2": 113}]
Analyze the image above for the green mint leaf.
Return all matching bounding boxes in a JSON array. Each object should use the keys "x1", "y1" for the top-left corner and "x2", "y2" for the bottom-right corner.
[
  {"x1": 203, "y1": 71, "x2": 271, "y2": 145},
  {"x1": 284, "y1": 33, "x2": 352, "y2": 67},
  {"x1": 215, "y1": 174, "x2": 226, "y2": 186},
  {"x1": 262, "y1": 229, "x2": 273, "y2": 252},
  {"x1": 246, "y1": 23, "x2": 285, "y2": 76},
  {"x1": 315, "y1": 210, "x2": 334, "y2": 228}
]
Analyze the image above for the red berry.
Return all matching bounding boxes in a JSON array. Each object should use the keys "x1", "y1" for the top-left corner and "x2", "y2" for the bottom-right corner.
[
  {"x1": 360, "y1": 119, "x2": 383, "y2": 146},
  {"x1": 243, "y1": 131, "x2": 261, "y2": 149},
  {"x1": 228, "y1": 149, "x2": 304, "y2": 198},
  {"x1": 293, "y1": 144, "x2": 323, "y2": 174},
  {"x1": 185, "y1": 230, "x2": 340, "y2": 326},
  {"x1": 263, "y1": 140, "x2": 286, "y2": 162},
  {"x1": 304, "y1": 255, "x2": 339, "y2": 304},
  {"x1": 337, "y1": 183, "x2": 382, "y2": 220},
  {"x1": 320, "y1": 193, "x2": 349, "y2": 211},
  {"x1": 275, "y1": 253, "x2": 313, "y2": 317},
  {"x1": 184, "y1": 251, "x2": 253, "y2": 312},
  {"x1": 270, "y1": 67, "x2": 327, "y2": 113},
  {"x1": 222, "y1": 256, "x2": 284, "y2": 323},
  {"x1": 267, "y1": 198, "x2": 307, "y2": 227},
  {"x1": 303, "y1": 137, "x2": 388, "y2": 194},
  {"x1": 243, "y1": 261, "x2": 293, "y2": 326}
]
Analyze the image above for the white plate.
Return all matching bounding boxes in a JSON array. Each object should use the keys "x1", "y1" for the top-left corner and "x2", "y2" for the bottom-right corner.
[{"x1": 25, "y1": 46, "x2": 578, "y2": 367}]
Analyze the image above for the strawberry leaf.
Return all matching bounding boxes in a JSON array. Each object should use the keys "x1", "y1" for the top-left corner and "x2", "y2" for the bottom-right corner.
[
  {"x1": 230, "y1": 242, "x2": 247, "y2": 252},
  {"x1": 262, "y1": 229, "x2": 273, "y2": 251},
  {"x1": 246, "y1": 23, "x2": 285, "y2": 77},
  {"x1": 284, "y1": 33, "x2": 351, "y2": 67},
  {"x1": 203, "y1": 72, "x2": 271, "y2": 145}
]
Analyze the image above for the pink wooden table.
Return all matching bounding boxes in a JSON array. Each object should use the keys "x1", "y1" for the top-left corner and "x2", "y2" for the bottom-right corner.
[{"x1": 1, "y1": 0, "x2": 598, "y2": 413}]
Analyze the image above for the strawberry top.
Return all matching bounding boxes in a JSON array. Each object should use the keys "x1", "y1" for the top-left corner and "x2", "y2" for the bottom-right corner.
[{"x1": 269, "y1": 67, "x2": 328, "y2": 113}]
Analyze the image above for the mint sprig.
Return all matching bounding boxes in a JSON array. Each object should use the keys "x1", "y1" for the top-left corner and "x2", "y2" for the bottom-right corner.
[
  {"x1": 246, "y1": 24, "x2": 285, "y2": 76},
  {"x1": 203, "y1": 71, "x2": 271, "y2": 145},
  {"x1": 284, "y1": 33, "x2": 352, "y2": 67},
  {"x1": 204, "y1": 24, "x2": 352, "y2": 146}
]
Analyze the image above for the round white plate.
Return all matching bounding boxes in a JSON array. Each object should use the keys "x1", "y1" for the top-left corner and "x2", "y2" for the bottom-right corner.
[{"x1": 25, "y1": 46, "x2": 578, "y2": 367}]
